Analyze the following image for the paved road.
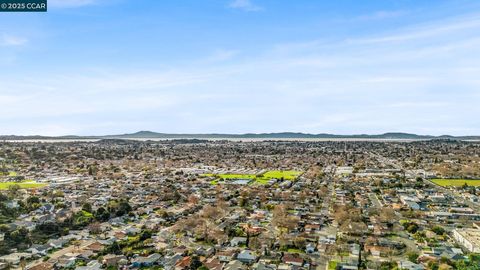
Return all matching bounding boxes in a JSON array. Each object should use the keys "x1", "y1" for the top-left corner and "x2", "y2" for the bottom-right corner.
[
  {"x1": 320, "y1": 181, "x2": 334, "y2": 216},
  {"x1": 47, "y1": 239, "x2": 96, "y2": 262},
  {"x1": 316, "y1": 167, "x2": 336, "y2": 270},
  {"x1": 369, "y1": 193, "x2": 383, "y2": 208}
]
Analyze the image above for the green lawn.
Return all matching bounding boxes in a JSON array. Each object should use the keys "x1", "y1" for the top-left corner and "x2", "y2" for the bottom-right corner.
[
  {"x1": 287, "y1": 248, "x2": 304, "y2": 254},
  {"x1": 217, "y1": 174, "x2": 257, "y2": 180},
  {"x1": 202, "y1": 170, "x2": 302, "y2": 185},
  {"x1": 254, "y1": 170, "x2": 302, "y2": 184},
  {"x1": 431, "y1": 179, "x2": 480, "y2": 187},
  {"x1": 0, "y1": 181, "x2": 47, "y2": 190},
  {"x1": 328, "y1": 261, "x2": 338, "y2": 270},
  {"x1": 261, "y1": 170, "x2": 302, "y2": 180},
  {"x1": 254, "y1": 178, "x2": 271, "y2": 185},
  {"x1": 201, "y1": 173, "x2": 256, "y2": 179},
  {"x1": 81, "y1": 210, "x2": 93, "y2": 217}
]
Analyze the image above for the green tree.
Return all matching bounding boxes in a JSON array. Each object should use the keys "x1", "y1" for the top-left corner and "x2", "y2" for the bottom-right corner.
[
  {"x1": 407, "y1": 252, "x2": 419, "y2": 263},
  {"x1": 432, "y1": 226, "x2": 445, "y2": 235},
  {"x1": 82, "y1": 202, "x2": 93, "y2": 213},
  {"x1": 139, "y1": 230, "x2": 152, "y2": 241},
  {"x1": 403, "y1": 222, "x2": 419, "y2": 234},
  {"x1": 189, "y1": 256, "x2": 202, "y2": 270},
  {"x1": 26, "y1": 196, "x2": 40, "y2": 205},
  {"x1": 73, "y1": 211, "x2": 94, "y2": 227},
  {"x1": 9, "y1": 226, "x2": 30, "y2": 244},
  {"x1": 95, "y1": 206, "x2": 110, "y2": 221}
]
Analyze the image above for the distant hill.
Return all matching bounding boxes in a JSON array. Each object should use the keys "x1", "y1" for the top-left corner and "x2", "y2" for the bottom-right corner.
[
  {"x1": 107, "y1": 131, "x2": 480, "y2": 140},
  {"x1": 1, "y1": 131, "x2": 479, "y2": 141}
]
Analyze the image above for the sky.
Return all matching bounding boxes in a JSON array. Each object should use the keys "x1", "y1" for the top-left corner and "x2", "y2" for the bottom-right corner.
[{"x1": 1, "y1": 0, "x2": 480, "y2": 136}]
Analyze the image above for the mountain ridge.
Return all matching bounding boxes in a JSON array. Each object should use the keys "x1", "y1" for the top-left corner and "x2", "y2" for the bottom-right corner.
[{"x1": 0, "y1": 131, "x2": 479, "y2": 140}]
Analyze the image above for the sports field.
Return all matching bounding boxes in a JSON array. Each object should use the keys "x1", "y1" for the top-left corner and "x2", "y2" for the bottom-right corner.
[
  {"x1": 431, "y1": 179, "x2": 480, "y2": 187},
  {"x1": 261, "y1": 170, "x2": 302, "y2": 180},
  {"x1": 214, "y1": 174, "x2": 257, "y2": 180},
  {"x1": 203, "y1": 170, "x2": 302, "y2": 185},
  {"x1": 0, "y1": 181, "x2": 47, "y2": 190}
]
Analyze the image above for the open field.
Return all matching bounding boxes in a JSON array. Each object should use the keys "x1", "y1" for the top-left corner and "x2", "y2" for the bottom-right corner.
[
  {"x1": 0, "y1": 181, "x2": 47, "y2": 190},
  {"x1": 212, "y1": 174, "x2": 257, "y2": 180},
  {"x1": 261, "y1": 170, "x2": 302, "y2": 180},
  {"x1": 203, "y1": 170, "x2": 302, "y2": 185},
  {"x1": 431, "y1": 178, "x2": 480, "y2": 187}
]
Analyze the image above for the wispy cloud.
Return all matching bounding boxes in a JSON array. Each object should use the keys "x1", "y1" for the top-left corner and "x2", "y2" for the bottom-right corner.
[
  {"x1": 205, "y1": 49, "x2": 240, "y2": 62},
  {"x1": 386, "y1": 101, "x2": 450, "y2": 108},
  {"x1": 349, "y1": 15, "x2": 480, "y2": 44},
  {"x1": 1, "y1": 34, "x2": 28, "y2": 47},
  {"x1": 355, "y1": 10, "x2": 407, "y2": 21},
  {"x1": 229, "y1": 0, "x2": 262, "y2": 12}
]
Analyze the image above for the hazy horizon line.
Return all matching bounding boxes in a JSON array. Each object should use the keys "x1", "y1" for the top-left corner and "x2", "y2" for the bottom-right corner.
[{"x1": 1, "y1": 130, "x2": 479, "y2": 137}]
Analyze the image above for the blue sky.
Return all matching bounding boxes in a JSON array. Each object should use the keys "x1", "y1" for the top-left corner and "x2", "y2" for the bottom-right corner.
[{"x1": 1, "y1": 0, "x2": 480, "y2": 136}]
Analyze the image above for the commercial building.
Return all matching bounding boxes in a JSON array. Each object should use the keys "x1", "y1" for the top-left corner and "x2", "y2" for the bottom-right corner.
[{"x1": 452, "y1": 228, "x2": 480, "y2": 253}]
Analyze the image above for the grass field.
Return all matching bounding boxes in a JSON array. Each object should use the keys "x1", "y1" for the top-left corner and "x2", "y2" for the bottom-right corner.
[
  {"x1": 261, "y1": 170, "x2": 302, "y2": 180},
  {"x1": 431, "y1": 178, "x2": 480, "y2": 187},
  {"x1": 328, "y1": 261, "x2": 338, "y2": 270},
  {"x1": 0, "y1": 181, "x2": 47, "y2": 190},
  {"x1": 203, "y1": 170, "x2": 302, "y2": 185},
  {"x1": 216, "y1": 174, "x2": 257, "y2": 180}
]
